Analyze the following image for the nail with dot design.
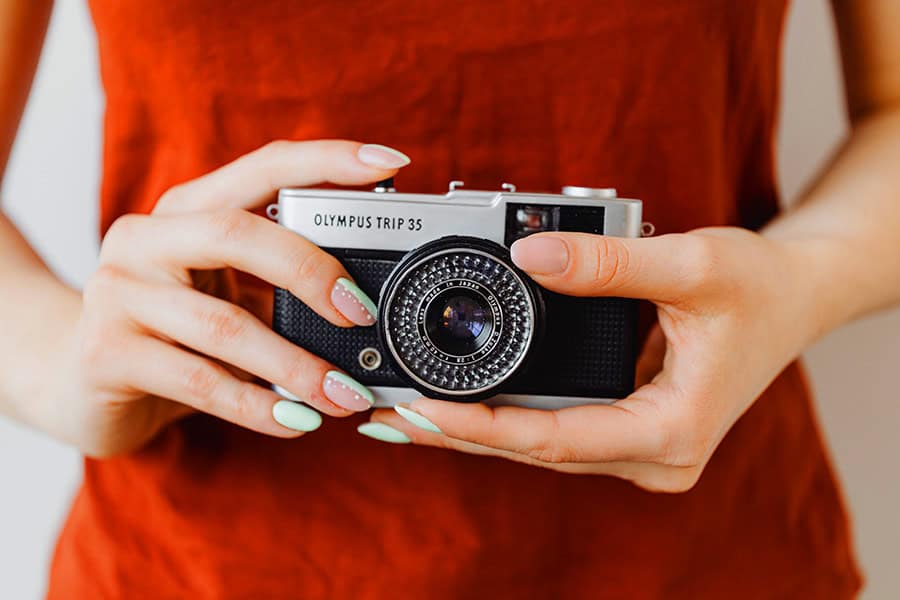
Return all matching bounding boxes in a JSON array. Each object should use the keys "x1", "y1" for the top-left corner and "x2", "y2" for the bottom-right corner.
[
  {"x1": 331, "y1": 277, "x2": 377, "y2": 326},
  {"x1": 323, "y1": 370, "x2": 374, "y2": 412}
]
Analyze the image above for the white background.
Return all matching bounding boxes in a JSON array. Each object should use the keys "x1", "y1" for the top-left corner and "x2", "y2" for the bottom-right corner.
[{"x1": 1, "y1": 1, "x2": 898, "y2": 598}]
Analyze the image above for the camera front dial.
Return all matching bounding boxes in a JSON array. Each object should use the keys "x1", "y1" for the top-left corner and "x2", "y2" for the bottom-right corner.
[{"x1": 379, "y1": 236, "x2": 543, "y2": 402}]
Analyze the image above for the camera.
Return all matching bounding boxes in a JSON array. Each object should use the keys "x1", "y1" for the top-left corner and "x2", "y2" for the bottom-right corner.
[{"x1": 268, "y1": 180, "x2": 643, "y2": 410}]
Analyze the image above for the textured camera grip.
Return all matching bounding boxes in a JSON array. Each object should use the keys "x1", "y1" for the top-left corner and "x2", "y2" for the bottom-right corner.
[
  {"x1": 273, "y1": 257, "x2": 403, "y2": 386},
  {"x1": 513, "y1": 293, "x2": 639, "y2": 399}
]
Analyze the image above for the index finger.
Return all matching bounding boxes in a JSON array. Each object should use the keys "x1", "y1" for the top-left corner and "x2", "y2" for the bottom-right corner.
[{"x1": 153, "y1": 140, "x2": 410, "y2": 214}]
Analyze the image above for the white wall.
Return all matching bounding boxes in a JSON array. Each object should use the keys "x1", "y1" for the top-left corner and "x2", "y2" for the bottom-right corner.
[{"x1": 0, "y1": 1, "x2": 896, "y2": 598}]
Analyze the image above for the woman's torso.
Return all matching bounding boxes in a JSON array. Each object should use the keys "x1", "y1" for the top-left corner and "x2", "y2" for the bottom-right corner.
[{"x1": 48, "y1": 1, "x2": 861, "y2": 597}]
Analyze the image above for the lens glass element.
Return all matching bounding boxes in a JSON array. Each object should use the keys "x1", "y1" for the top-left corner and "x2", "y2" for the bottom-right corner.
[
  {"x1": 424, "y1": 287, "x2": 494, "y2": 357},
  {"x1": 441, "y1": 295, "x2": 486, "y2": 340}
]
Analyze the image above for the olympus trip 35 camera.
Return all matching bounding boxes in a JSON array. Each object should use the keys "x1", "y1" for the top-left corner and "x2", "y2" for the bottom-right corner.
[{"x1": 267, "y1": 180, "x2": 644, "y2": 410}]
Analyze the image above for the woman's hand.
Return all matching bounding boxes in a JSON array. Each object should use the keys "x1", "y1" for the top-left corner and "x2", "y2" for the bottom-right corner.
[
  {"x1": 53, "y1": 140, "x2": 409, "y2": 457},
  {"x1": 365, "y1": 227, "x2": 826, "y2": 492}
]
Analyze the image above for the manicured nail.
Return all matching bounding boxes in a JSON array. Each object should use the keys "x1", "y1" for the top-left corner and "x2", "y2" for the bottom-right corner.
[
  {"x1": 510, "y1": 236, "x2": 569, "y2": 275},
  {"x1": 323, "y1": 370, "x2": 374, "y2": 411},
  {"x1": 357, "y1": 422, "x2": 411, "y2": 444},
  {"x1": 272, "y1": 400, "x2": 322, "y2": 432},
  {"x1": 331, "y1": 277, "x2": 377, "y2": 326},
  {"x1": 395, "y1": 404, "x2": 442, "y2": 434},
  {"x1": 357, "y1": 144, "x2": 411, "y2": 169}
]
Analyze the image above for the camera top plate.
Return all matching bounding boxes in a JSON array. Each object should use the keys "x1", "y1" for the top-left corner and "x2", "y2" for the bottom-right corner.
[{"x1": 272, "y1": 183, "x2": 642, "y2": 252}]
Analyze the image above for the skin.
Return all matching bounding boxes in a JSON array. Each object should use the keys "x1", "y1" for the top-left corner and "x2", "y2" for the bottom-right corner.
[
  {"x1": 0, "y1": 0, "x2": 406, "y2": 456},
  {"x1": 366, "y1": 0, "x2": 900, "y2": 492},
  {"x1": 0, "y1": 1, "x2": 897, "y2": 492}
]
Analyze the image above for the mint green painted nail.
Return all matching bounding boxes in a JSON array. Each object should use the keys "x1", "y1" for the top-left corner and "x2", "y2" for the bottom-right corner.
[
  {"x1": 395, "y1": 405, "x2": 442, "y2": 434},
  {"x1": 336, "y1": 277, "x2": 378, "y2": 321},
  {"x1": 357, "y1": 422, "x2": 411, "y2": 444},
  {"x1": 326, "y1": 370, "x2": 375, "y2": 405},
  {"x1": 274, "y1": 386, "x2": 300, "y2": 402},
  {"x1": 272, "y1": 400, "x2": 322, "y2": 432}
]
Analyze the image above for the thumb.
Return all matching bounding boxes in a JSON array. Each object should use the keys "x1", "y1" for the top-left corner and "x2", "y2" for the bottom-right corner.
[{"x1": 510, "y1": 231, "x2": 709, "y2": 303}]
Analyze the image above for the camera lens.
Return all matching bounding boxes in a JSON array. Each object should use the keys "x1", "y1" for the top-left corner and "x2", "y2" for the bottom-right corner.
[
  {"x1": 378, "y1": 236, "x2": 543, "y2": 401},
  {"x1": 441, "y1": 295, "x2": 486, "y2": 339},
  {"x1": 425, "y1": 289, "x2": 493, "y2": 357}
]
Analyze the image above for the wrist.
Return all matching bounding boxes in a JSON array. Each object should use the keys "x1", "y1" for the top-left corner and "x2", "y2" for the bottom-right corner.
[
  {"x1": 0, "y1": 277, "x2": 82, "y2": 436},
  {"x1": 767, "y1": 234, "x2": 860, "y2": 348}
]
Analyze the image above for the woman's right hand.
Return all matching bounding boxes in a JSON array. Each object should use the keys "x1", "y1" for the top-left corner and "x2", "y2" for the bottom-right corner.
[{"x1": 56, "y1": 140, "x2": 410, "y2": 457}]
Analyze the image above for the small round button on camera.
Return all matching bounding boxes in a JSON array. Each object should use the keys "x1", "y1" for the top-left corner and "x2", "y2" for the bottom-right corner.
[{"x1": 358, "y1": 347, "x2": 383, "y2": 371}]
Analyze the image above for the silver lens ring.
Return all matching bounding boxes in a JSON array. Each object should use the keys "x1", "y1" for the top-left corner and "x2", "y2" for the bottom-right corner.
[{"x1": 381, "y1": 242, "x2": 538, "y2": 399}]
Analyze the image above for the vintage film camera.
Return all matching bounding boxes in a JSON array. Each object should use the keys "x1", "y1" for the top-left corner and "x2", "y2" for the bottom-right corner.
[{"x1": 268, "y1": 180, "x2": 644, "y2": 410}]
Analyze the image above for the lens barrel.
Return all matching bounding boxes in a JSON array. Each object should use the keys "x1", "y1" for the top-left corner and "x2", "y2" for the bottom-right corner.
[{"x1": 378, "y1": 236, "x2": 544, "y2": 401}]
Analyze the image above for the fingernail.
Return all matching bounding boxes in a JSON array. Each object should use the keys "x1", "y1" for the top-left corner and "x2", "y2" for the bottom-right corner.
[
  {"x1": 395, "y1": 404, "x2": 442, "y2": 434},
  {"x1": 323, "y1": 370, "x2": 374, "y2": 411},
  {"x1": 357, "y1": 422, "x2": 411, "y2": 444},
  {"x1": 357, "y1": 144, "x2": 411, "y2": 169},
  {"x1": 331, "y1": 277, "x2": 377, "y2": 326},
  {"x1": 510, "y1": 236, "x2": 569, "y2": 275},
  {"x1": 272, "y1": 400, "x2": 322, "y2": 432}
]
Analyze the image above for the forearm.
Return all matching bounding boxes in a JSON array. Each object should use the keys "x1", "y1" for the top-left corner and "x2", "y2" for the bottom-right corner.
[
  {"x1": 0, "y1": 0, "x2": 78, "y2": 434},
  {"x1": 763, "y1": 106, "x2": 900, "y2": 341},
  {"x1": 0, "y1": 212, "x2": 80, "y2": 430}
]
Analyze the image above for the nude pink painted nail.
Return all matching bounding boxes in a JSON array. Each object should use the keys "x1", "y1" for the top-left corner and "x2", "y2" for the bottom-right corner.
[
  {"x1": 510, "y1": 236, "x2": 569, "y2": 274},
  {"x1": 331, "y1": 278, "x2": 377, "y2": 326},
  {"x1": 323, "y1": 371, "x2": 375, "y2": 411},
  {"x1": 357, "y1": 144, "x2": 411, "y2": 169}
]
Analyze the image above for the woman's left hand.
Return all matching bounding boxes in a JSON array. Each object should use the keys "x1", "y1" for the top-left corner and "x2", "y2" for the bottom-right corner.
[{"x1": 365, "y1": 227, "x2": 826, "y2": 492}]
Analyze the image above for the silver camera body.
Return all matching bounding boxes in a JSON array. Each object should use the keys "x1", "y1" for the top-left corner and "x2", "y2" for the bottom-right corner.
[{"x1": 269, "y1": 182, "x2": 643, "y2": 410}]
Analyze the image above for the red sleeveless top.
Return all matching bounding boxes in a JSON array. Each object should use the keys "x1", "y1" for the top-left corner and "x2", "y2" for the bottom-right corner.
[{"x1": 48, "y1": 1, "x2": 861, "y2": 597}]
